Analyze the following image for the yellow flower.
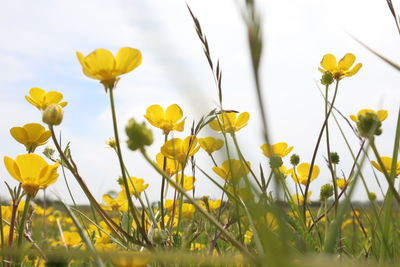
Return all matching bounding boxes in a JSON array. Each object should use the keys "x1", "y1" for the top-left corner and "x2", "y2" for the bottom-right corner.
[
  {"x1": 212, "y1": 159, "x2": 250, "y2": 182},
  {"x1": 336, "y1": 178, "x2": 348, "y2": 190},
  {"x1": 260, "y1": 142, "x2": 293, "y2": 158},
  {"x1": 164, "y1": 199, "x2": 175, "y2": 212},
  {"x1": 25, "y1": 88, "x2": 68, "y2": 111},
  {"x1": 199, "y1": 137, "x2": 224, "y2": 155},
  {"x1": 102, "y1": 191, "x2": 128, "y2": 212},
  {"x1": 61, "y1": 231, "x2": 82, "y2": 248},
  {"x1": 190, "y1": 243, "x2": 206, "y2": 251},
  {"x1": 291, "y1": 163, "x2": 320, "y2": 185},
  {"x1": 4, "y1": 154, "x2": 59, "y2": 197},
  {"x1": 275, "y1": 165, "x2": 291, "y2": 178},
  {"x1": 292, "y1": 192, "x2": 312, "y2": 205},
  {"x1": 207, "y1": 199, "x2": 222, "y2": 212},
  {"x1": 244, "y1": 230, "x2": 253, "y2": 245},
  {"x1": 123, "y1": 177, "x2": 149, "y2": 197},
  {"x1": 112, "y1": 252, "x2": 150, "y2": 267},
  {"x1": 155, "y1": 153, "x2": 181, "y2": 176},
  {"x1": 144, "y1": 104, "x2": 185, "y2": 134},
  {"x1": 371, "y1": 157, "x2": 400, "y2": 177},
  {"x1": 318, "y1": 53, "x2": 362, "y2": 80},
  {"x1": 10, "y1": 123, "x2": 51, "y2": 153},
  {"x1": 209, "y1": 112, "x2": 250, "y2": 133},
  {"x1": 1, "y1": 206, "x2": 12, "y2": 221},
  {"x1": 76, "y1": 47, "x2": 142, "y2": 90},
  {"x1": 350, "y1": 109, "x2": 388, "y2": 123},
  {"x1": 181, "y1": 203, "x2": 196, "y2": 219},
  {"x1": 161, "y1": 136, "x2": 200, "y2": 164},
  {"x1": 34, "y1": 205, "x2": 54, "y2": 216},
  {"x1": 170, "y1": 174, "x2": 196, "y2": 191}
]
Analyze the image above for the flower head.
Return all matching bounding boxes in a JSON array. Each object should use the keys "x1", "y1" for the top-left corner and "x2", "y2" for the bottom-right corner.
[
  {"x1": 371, "y1": 157, "x2": 400, "y2": 177},
  {"x1": 170, "y1": 174, "x2": 196, "y2": 191},
  {"x1": 42, "y1": 104, "x2": 64, "y2": 126},
  {"x1": 209, "y1": 112, "x2": 249, "y2": 134},
  {"x1": 10, "y1": 123, "x2": 51, "y2": 153},
  {"x1": 212, "y1": 159, "x2": 250, "y2": 182},
  {"x1": 123, "y1": 177, "x2": 149, "y2": 197},
  {"x1": 155, "y1": 153, "x2": 181, "y2": 176},
  {"x1": 144, "y1": 104, "x2": 185, "y2": 134},
  {"x1": 291, "y1": 163, "x2": 320, "y2": 185},
  {"x1": 76, "y1": 47, "x2": 142, "y2": 90},
  {"x1": 102, "y1": 191, "x2": 128, "y2": 212},
  {"x1": 261, "y1": 142, "x2": 293, "y2": 158},
  {"x1": 4, "y1": 154, "x2": 59, "y2": 197},
  {"x1": 25, "y1": 88, "x2": 68, "y2": 111},
  {"x1": 199, "y1": 137, "x2": 224, "y2": 155},
  {"x1": 161, "y1": 136, "x2": 200, "y2": 164},
  {"x1": 350, "y1": 109, "x2": 388, "y2": 123},
  {"x1": 318, "y1": 53, "x2": 362, "y2": 80}
]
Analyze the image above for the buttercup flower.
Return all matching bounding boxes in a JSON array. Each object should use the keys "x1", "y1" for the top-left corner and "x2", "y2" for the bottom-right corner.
[
  {"x1": 291, "y1": 163, "x2": 320, "y2": 185},
  {"x1": 10, "y1": 123, "x2": 51, "y2": 153},
  {"x1": 76, "y1": 47, "x2": 142, "y2": 90},
  {"x1": 371, "y1": 157, "x2": 400, "y2": 177},
  {"x1": 170, "y1": 174, "x2": 196, "y2": 191},
  {"x1": 350, "y1": 109, "x2": 388, "y2": 123},
  {"x1": 25, "y1": 88, "x2": 68, "y2": 111},
  {"x1": 161, "y1": 136, "x2": 200, "y2": 164},
  {"x1": 292, "y1": 192, "x2": 312, "y2": 205},
  {"x1": 102, "y1": 191, "x2": 128, "y2": 212},
  {"x1": 144, "y1": 104, "x2": 185, "y2": 134},
  {"x1": 123, "y1": 177, "x2": 149, "y2": 197},
  {"x1": 199, "y1": 137, "x2": 224, "y2": 155},
  {"x1": 336, "y1": 178, "x2": 348, "y2": 190},
  {"x1": 213, "y1": 159, "x2": 250, "y2": 182},
  {"x1": 155, "y1": 152, "x2": 181, "y2": 176},
  {"x1": 260, "y1": 142, "x2": 293, "y2": 158},
  {"x1": 209, "y1": 112, "x2": 249, "y2": 134},
  {"x1": 4, "y1": 154, "x2": 59, "y2": 197},
  {"x1": 318, "y1": 53, "x2": 362, "y2": 80}
]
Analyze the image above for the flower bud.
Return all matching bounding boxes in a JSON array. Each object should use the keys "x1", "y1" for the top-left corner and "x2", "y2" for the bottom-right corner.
[
  {"x1": 125, "y1": 119, "x2": 154, "y2": 151},
  {"x1": 42, "y1": 104, "x2": 64, "y2": 126},
  {"x1": 106, "y1": 137, "x2": 117, "y2": 149},
  {"x1": 330, "y1": 152, "x2": 340, "y2": 164},
  {"x1": 290, "y1": 154, "x2": 300, "y2": 166},
  {"x1": 320, "y1": 183, "x2": 334, "y2": 201},
  {"x1": 356, "y1": 112, "x2": 382, "y2": 138},
  {"x1": 269, "y1": 156, "x2": 283, "y2": 169},
  {"x1": 321, "y1": 72, "x2": 334, "y2": 85},
  {"x1": 368, "y1": 192, "x2": 377, "y2": 201}
]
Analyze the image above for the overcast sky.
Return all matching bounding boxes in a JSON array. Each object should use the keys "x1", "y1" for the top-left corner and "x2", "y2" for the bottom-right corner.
[{"x1": 0, "y1": 0, "x2": 399, "y2": 204}]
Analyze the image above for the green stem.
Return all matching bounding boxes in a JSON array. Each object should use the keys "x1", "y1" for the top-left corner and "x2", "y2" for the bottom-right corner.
[
  {"x1": 17, "y1": 194, "x2": 31, "y2": 247},
  {"x1": 303, "y1": 80, "x2": 340, "y2": 222},
  {"x1": 108, "y1": 88, "x2": 152, "y2": 246},
  {"x1": 140, "y1": 149, "x2": 254, "y2": 260},
  {"x1": 160, "y1": 134, "x2": 169, "y2": 230}
]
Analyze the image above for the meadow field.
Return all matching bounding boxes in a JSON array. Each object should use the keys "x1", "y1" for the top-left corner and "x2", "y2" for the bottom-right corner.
[{"x1": 1, "y1": 0, "x2": 400, "y2": 266}]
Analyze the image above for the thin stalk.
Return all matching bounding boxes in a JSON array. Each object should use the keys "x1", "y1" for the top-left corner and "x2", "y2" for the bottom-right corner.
[
  {"x1": 160, "y1": 133, "x2": 169, "y2": 229},
  {"x1": 17, "y1": 194, "x2": 31, "y2": 247},
  {"x1": 303, "y1": 80, "x2": 340, "y2": 221},
  {"x1": 108, "y1": 88, "x2": 152, "y2": 246}
]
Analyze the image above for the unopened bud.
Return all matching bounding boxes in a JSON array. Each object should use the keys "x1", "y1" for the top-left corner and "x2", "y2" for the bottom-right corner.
[
  {"x1": 269, "y1": 156, "x2": 283, "y2": 169},
  {"x1": 42, "y1": 104, "x2": 64, "y2": 126},
  {"x1": 330, "y1": 152, "x2": 340, "y2": 164},
  {"x1": 125, "y1": 119, "x2": 154, "y2": 151},
  {"x1": 320, "y1": 183, "x2": 334, "y2": 201},
  {"x1": 356, "y1": 112, "x2": 382, "y2": 138},
  {"x1": 290, "y1": 154, "x2": 300, "y2": 166},
  {"x1": 368, "y1": 192, "x2": 377, "y2": 201},
  {"x1": 321, "y1": 72, "x2": 334, "y2": 85}
]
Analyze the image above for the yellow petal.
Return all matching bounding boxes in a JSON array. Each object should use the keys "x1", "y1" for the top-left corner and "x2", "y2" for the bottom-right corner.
[
  {"x1": 236, "y1": 112, "x2": 250, "y2": 130},
  {"x1": 377, "y1": 110, "x2": 388, "y2": 122},
  {"x1": 29, "y1": 87, "x2": 46, "y2": 101},
  {"x1": 212, "y1": 166, "x2": 227, "y2": 180},
  {"x1": 84, "y1": 49, "x2": 116, "y2": 80},
  {"x1": 4, "y1": 156, "x2": 22, "y2": 183},
  {"x1": 345, "y1": 63, "x2": 362, "y2": 77},
  {"x1": 23, "y1": 123, "x2": 46, "y2": 142},
  {"x1": 10, "y1": 127, "x2": 28, "y2": 144},
  {"x1": 45, "y1": 91, "x2": 64, "y2": 105},
  {"x1": 115, "y1": 47, "x2": 142, "y2": 75},
  {"x1": 37, "y1": 131, "x2": 52, "y2": 144},
  {"x1": 173, "y1": 119, "x2": 185, "y2": 132},
  {"x1": 161, "y1": 138, "x2": 183, "y2": 158},
  {"x1": 320, "y1": 54, "x2": 337, "y2": 72},
  {"x1": 15, "y1": 154, "x2": 47, "y2": 181},
  {"x1": 371, "y1": 160, "x2": 382, "y2": 173},
  {"x1": 165, "y1": 104, "x2": 183, "y2": 123},
  {"x1": 350, "y1": 114, "x2": 358, "y2": 122},
  {"x1": 338, "y1": 53, "x2": 356, "y2": 71},
  {"x1": 209, "y1": 119, "x2": 223, "y2": 132},
  {"x1": 103, "y1": 194, "x2": 115, "y2": 206},
  {"x1": 145, "y1": 105, "x2": 164, "y2": 126}
]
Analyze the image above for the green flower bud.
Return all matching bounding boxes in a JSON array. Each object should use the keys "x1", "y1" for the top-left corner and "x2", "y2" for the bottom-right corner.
[
  {"x1": 269, "y1": 156, "x2": 283, "y2": 169},
  {"x1": 321, "y1": 72, "x2": 334, "y2": 85},
  {"x1": 106, "y1": 137, "x2": 117, "y2": 149},
  {"x1": 320, "y1": 183, "x2": 334, "y2": 201},
  {"x1": 152, "y1": 228, "x2": 167, "y2": 244},
  {"x1": 53, "y1": 210, "x2": 62, "y2": 218},
  {"x1": 42, "y1": 104, "x2": 64, "y2": 126},
  {"x1": 356, "y1": 112, "x2": 382, "y2": 138},
  {"x1": 117, "y1": 177, "x2": 124, "y2": 186},
  {"x1": 125, "y1": 119, "x2": 154, "y2": 151},
  {"x1": 330, "y1": 152, "x2": 340, "y2": 164},
  {"x1": 43, "y1": 145, "x2": 55, "y2": 159},
  {"x1": 368, "y1": 192, "x2": 377, "y2": 201},
  {"x1": 290, "y1": 154, "x2": 300, "y2": 166}
]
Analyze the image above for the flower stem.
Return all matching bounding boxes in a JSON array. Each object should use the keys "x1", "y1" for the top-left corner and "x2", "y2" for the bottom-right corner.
[{"x1": 17, "y1": 194, "x2": 31, "y2": 247}]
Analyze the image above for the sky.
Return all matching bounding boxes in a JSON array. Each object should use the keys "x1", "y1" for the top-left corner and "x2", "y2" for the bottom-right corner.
[{"x1": 0, "y1": 0, "x2": 399, "y2": 204}]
